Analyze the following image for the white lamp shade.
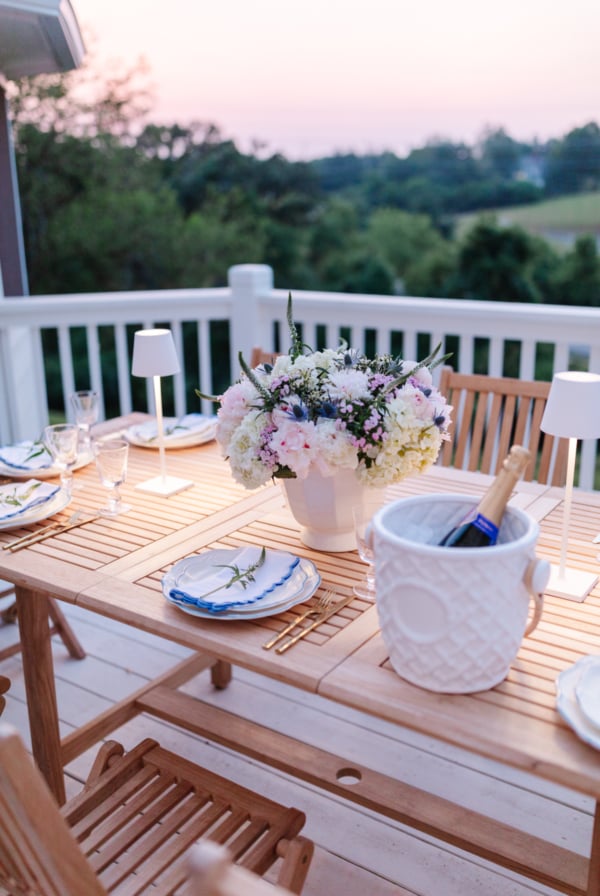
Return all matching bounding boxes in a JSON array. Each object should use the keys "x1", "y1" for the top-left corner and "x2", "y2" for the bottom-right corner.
[
  {"x1": 541, "y1": 371, "x2": 600, "y2": 439},
  {"x1": 131, "y1": 329, "x2": 180, "y2": 377}
]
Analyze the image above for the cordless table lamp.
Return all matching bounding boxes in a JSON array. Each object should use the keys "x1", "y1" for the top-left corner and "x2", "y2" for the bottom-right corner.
[
  {"x1": 541, "y1": 370, "x2": 600, "y2": 601},
  {"x1": 131, "y1": 328, "x2": 193, "y2": 497}
]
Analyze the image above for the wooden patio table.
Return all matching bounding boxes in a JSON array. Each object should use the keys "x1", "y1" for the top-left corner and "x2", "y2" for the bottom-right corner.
[{"x1": 2, "y1": 414, "x2": 600, "y2": 895}]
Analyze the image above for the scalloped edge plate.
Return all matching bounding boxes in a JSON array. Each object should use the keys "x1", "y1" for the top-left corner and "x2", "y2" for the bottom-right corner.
[
  {"x1": 165, "y1": 558, "x2": 321, "y2": 621},
  {"x1": 162, "y1": 548, "x2": 302, "y2": 612},
  {"x1": 0, "y1": 488, "x2": 71, "y2": 531},
  {"x1": 0, "y1": 448, "x2": 94, "y2": 481},
  {"x1": 556, "y1": 655, "x2": 600, "y2": 750},
  {"x1": 124, "y1": 417, "x2": 217, "y2": 450},
  {"x1": 575, "y1": 659, "x2": 600, "y2": 730}
]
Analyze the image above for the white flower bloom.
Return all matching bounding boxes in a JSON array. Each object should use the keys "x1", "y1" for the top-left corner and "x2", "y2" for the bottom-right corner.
[{"x1": 327, "y1": 369, "x2": 371, "y2": 402}]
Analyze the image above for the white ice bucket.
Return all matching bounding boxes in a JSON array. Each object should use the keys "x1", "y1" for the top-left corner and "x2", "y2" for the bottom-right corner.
[{"x1": 370, "y1": 494, "x2": 550, "y2": 694}]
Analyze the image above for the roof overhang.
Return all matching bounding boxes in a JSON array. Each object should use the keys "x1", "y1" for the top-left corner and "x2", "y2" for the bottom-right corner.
[{"x1": 0, "y1": 0, "x2": 85, "y2": 80}]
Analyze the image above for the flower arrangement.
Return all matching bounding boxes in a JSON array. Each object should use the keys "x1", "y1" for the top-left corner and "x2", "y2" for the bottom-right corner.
[{"x1": 211, "y1": 298, "x2": 452, "y2": 490}]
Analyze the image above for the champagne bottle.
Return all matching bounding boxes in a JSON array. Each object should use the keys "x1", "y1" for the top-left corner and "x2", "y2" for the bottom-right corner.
[{"x1": 438, "y1": 445, "x2": 531, "y2": 548}]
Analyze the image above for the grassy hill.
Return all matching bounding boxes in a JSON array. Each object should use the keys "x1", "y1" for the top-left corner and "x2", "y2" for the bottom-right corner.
[{"x1": 456, "y1": 192, "x2": 600, "y2": 249}]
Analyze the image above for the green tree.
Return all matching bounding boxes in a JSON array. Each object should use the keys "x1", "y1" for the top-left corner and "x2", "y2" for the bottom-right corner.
[
  {"x1": 478, "y1": 127, "x2": 523, "y2": 179},
  {"x1": 451, "y1": 218, "x2": 543, "y2": 302},
  {"x1": 549, "y1": 236, "x2": 600, "y2": 306},
  {"x1": 40, "y1": 187, "x2": 185, "y2": 293},
  {"x1": 403, "y1": 244, "x2": 458, "y2": 297},
  {"x1": 365, "y1": 208, "x2": 447, "y2": 288},
  {"x1": 545, "y1": 122, "x2": 600, "y2": 195},
  {"x1": 178, "y1": 189, "x2": 267, "y2": 287}
]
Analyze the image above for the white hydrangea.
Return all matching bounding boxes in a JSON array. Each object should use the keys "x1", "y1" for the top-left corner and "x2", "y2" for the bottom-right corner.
[
  {"x1": 227, "y1": 412, "x2": 272, "y2": 489},
  {"x1": 327, "y1": 369, "x2": 371, "y2": 402}
]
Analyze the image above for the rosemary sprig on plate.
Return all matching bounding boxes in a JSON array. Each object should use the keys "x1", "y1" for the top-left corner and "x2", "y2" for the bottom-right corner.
[
  {"x1": 0, "y1": 481, "x2": 42, "y2": 507},
  {"x1": 194, "y1": 547, "x2": 267, "y2": 600},
  {"x1": 23, "y1": 440, "x2": 50, "y2": 464}
]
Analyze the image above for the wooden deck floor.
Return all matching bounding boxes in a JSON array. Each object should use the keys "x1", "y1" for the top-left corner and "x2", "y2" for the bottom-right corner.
[{"x1": 0, "y1": 594, "x2": 592, "y2": 896}]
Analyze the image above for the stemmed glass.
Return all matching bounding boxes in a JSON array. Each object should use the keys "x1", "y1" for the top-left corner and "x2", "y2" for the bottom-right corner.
[
  {"x1": 70, "y1": 390, "x2": 99, "y2": 453},
  {"x1": 352, "y1": 498, "x2": 382, "y2": 601},
  {"x1": 44, "y1": 424, "x2": 79, "y2": 497},
  {"x1": 94, "y1": 439, "x2": 131, "y2": 516}
]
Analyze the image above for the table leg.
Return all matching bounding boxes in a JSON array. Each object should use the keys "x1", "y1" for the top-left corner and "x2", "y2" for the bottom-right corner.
[
  {"x1": 211, "y1": 660, "x2": 232, "y2": 690},
  {"x1": 15, "y1": 585, "x2": 66, "y2": 805},
  {"x1": 588, "y1": 801, "x2": 600, "y2": 894}
]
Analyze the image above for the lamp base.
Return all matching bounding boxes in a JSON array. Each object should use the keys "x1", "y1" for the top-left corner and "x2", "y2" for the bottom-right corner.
[
  {"x1": 545, "y1": 563, "x2": 598, "y2": 603},
  {"x1": 135, "y1": 475, "x2": 194, "y2": 497}
]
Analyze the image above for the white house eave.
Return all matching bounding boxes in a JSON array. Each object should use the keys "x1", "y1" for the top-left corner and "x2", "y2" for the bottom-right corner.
[{"x1": 0, "y1": 0, "x2": 85, "y2": 80}]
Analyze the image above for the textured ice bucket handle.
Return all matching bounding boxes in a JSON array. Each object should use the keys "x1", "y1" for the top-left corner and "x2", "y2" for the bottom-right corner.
[{"x1": 523, "y1": 557, "x2": 550, "y2": 636}]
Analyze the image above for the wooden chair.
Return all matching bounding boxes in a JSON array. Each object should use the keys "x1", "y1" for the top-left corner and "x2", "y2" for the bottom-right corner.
[
  {"x1": 0, "y1": 723, "x2": 313, "y2": 896},
  {"x1": 250, "y1": 348, "x2": 281, "y2": 369},
  {"x1": 0, "y1": 676, "x2": 9, "y2": 716},
  {"x1": 186, "y1": 841, "x2": 298, "y2": 896},
  {"x1": 0, "y1": 583, "x2": 85, "y2": 662},
  {"x1": 438, "y1": 366, "x2": 568, "y2": 485}
]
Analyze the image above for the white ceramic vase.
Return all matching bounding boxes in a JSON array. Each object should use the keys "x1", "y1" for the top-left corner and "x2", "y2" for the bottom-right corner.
[{"x1": 280, "y1": 467, "x2": 372, "y2": 552}]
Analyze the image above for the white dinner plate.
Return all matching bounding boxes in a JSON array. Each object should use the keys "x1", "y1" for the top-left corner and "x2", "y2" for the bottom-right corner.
[
  {"x1": 124, "y1": 416, "x2": 217, "y2": 450},
  {"x1": 0, "y1": 488, "x2": 71, "y2": 531},
  {"x1": 0, "y1": 449, "x2": 94, "y2": 481},
  {"x1": 556, "y1": 656, "x2": 600, "y2": 750},
  {"x1": 164, "y1": 558, "x2": 321, "y2": 620},
  {"x1": 162, "y1": 548, "x2": 304, "y2": 612},
  {"x1": 575, "y1": 660, "x2": 600, "y2": 729}
]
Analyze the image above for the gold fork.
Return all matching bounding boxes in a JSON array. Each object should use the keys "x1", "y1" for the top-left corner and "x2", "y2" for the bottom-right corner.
[
  {"x1": 275, "y1": 592, "x2": 355, "y2": 655},
  {"x1": 262, "y1": 589, "x2": 336, "y2": 650},
  {"x1": 3, "y1": 510, "x2": 82, "y2": 552}
]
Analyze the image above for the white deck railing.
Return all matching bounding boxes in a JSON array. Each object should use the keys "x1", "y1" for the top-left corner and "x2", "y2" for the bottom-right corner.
[{"x1": 2, "y1": 263, "x2": 600, "y2": 487}]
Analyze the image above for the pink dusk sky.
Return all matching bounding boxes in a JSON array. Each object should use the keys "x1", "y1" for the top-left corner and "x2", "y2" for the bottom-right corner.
[{"x1": 72, "y1": 0, "x2": 600, "y2": 160}]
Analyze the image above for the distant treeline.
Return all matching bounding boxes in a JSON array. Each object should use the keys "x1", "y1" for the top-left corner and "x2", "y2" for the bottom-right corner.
[{"x1": 7, "y1": 60, "x2": 600, "y2": 306}]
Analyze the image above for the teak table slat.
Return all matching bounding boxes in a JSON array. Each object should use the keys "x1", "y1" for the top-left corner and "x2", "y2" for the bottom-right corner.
[{"x1": 3, "y1": 415, "x2": 600, "y2": 894}]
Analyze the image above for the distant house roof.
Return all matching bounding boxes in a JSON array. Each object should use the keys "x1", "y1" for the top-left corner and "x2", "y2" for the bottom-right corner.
[{"x1": 0, "y1": 0, "x2": 85, "y2": 80}]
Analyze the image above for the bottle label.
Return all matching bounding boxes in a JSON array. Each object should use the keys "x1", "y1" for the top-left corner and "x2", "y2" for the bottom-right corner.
[{"x1": 471, "y1": 513, "x2": 499, "y2": 543}]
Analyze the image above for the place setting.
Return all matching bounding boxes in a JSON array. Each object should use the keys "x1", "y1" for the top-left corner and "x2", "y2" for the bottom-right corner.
[
  {"x1": 124, "y1": 413, "x2": 217, "y2": 450},
  {"x1": 0, "y1": 478, "x2": 68, "y2": 533},
  {"x1": 0, "y1": 389, "x2": 100, "y2": 485},
  {"x1": 0, "y1": 431, "x2": 132, "y2": 552},
  {"x1": 556, "y1": 655, "x2": 600, "y2": 750},
  {"x1": 162, "y1": 545, "x2": 321, "y2": 623}
]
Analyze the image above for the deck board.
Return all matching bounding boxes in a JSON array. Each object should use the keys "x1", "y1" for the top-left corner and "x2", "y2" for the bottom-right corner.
[{"x1": 0, "y1": 595, "x2": 590, "y2": 895}]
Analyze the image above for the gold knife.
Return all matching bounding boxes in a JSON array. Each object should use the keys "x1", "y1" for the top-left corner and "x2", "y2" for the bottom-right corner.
[
  {"x1": 262, "y1": 590, "x2": 335, "y2": 651},
  {"x1": 3, "y1": 519, "x2": 63, "y2": 551},
  {"x1": 7, "y1": 514, "x2": 100, "y2": 552},
  {"x1": 275, "y1": 594, "x2": 356, "y2": 654}
]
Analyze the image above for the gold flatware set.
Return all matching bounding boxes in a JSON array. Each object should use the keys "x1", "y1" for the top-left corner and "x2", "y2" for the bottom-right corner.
[
  {"x1": 2, "y1": 511, "x2": 100, "y2": 553},
  {"x1": 263, "y1": 589, "x2": 356, "y2": 654}
]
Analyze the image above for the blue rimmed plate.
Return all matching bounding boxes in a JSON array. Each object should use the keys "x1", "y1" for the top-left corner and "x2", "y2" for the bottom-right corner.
[
  {"x1": 164, "y1": 557, "x2": 321, "y2": 620},
  {"x1": 556, "y1": 655, "x2": 600, "y2": 750}
]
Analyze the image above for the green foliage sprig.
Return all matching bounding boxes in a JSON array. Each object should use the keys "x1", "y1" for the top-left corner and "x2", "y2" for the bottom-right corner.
[
  {"x1": 0, "y1": 481, "x2": 42, "y2": 507},
  {"x1": 193, "y1": 547, "x2": 267, "y2": 600}
]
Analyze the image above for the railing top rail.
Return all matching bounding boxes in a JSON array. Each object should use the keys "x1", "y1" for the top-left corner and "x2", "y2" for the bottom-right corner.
[{"x1": 0, "y1": 287, "x2": 231, "y2": 326}]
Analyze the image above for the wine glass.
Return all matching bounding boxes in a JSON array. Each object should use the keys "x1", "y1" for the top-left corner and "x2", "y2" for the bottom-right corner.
[
  {"x1": 352, "y1": 498, "x2": 382, "y2": 601},
  {"x1": 70, "y1": 390, "x2": 99, "y2": 453},
  {"x1": 94, "y1": 439, "x2": 131, "y2": 516},
  {"x1": 44, "y1": 423, "x2": 79, "y2": 497}
]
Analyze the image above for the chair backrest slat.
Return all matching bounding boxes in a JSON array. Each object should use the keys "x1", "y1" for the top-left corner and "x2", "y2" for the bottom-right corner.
[{"x1": 438, "y1": 367, "x2": 567, "y2": 486}]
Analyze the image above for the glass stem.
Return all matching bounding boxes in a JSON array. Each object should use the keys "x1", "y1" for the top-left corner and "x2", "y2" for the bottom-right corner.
[
  {"x1": 108, "y1": 486, "x2": 120, "y2": 515},
  {"x1": 60, "y1": 469, "x2": 72, "y2": 497}
]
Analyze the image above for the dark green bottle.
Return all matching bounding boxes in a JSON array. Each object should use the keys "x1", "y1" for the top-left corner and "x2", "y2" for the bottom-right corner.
[{"x1": 438, "y1": 445, "x2": 531, "y2": 548}]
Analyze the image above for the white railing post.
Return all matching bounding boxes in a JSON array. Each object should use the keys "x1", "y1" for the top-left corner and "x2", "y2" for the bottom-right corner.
[
  {"x1": 0, "y1": 325, "x2": 48, "y2": 442},
  {"x1": 228, "y1": 264, "x2": 274, "y2": 378},
  {"x1": 0, "y1": 262, "x2": 48, "y2": 442}
]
